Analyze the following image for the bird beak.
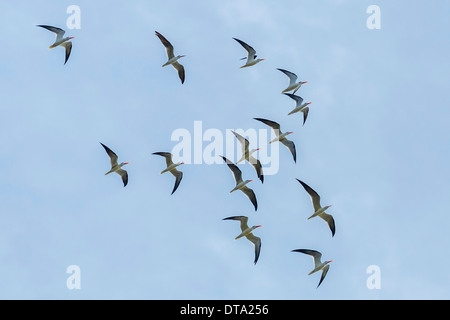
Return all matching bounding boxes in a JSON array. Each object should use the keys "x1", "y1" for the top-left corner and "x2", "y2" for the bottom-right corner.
[
  {"x1": 307, "y1": 102, "x2": 312, "y2": 105},
  {"x1": 260, "y1": 59, "x2": 266, "y2": 61},
  {"x1": 256, "y1": 225, "x2": 262, "y2": 228},
  {"x1": 180, "y1": 162, "x2": 185, "y2": 165},
  {"x1": 249, "y1": 180, "x2": 253, "y2": 182},
  {"x1": 255, "y1": 148, "x2": 261, "y2": 151},
  {"x1": 70, "y1": 37, "x2": 75, "y2": 39},
  {"x1": 303, "y1": 81, "x2": 308, "y2": 84},
  {"x1": 328, "y1": 260, "x2": 334, "y2": 263},
  {"x1": 289, "y1": 131, "x2": 294, "y2": 134},
  {"x1": 124, "y1": 162, "x2": 129, "y2": 165}
]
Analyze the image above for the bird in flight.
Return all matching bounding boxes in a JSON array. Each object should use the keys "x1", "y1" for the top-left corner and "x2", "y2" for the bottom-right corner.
[
  {"x1": 283, "y1": 93, "x2": 312, "y2": 126},
  {"x1": 254, "y1": 118, "x2": 296, "y2": 163},
  {"x1": 292, "y1": 249, "x2": 333, "y2": 288},
  {"x1": 37, "y1": 25, "x2": 74, "y2": 65},
  {"x1": 296, "y1": 179, "x2": 335, "y2": 237},
  {"x1": 100, "y1": 143, "x2": 129, "y2": 187},
  {"x1": 155, "y1": 31, "x2": 186, "y2": 84},
  {"x1": 277, "y1": 68, "x2": 308, "y2": 94},
  {"x1": 223, "y1": 216, "x2": 262, "y2": 265},
  {"x1": 152, "y1": 152, "x2": 184, "y2": 195},
  {"x1": 220, "y1": 156, "x2": 258, "y2": 211},
  {"x1": 233, "y1": 38, "x2": 265, "y2": 68},
  {"x1": 231, "y1": 130, "x2": 264, "y2": 183}
]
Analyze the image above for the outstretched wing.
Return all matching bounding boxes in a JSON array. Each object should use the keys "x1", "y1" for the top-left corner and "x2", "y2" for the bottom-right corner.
[
  {"x1": 155, "y1": 31, "x2": 174, "y2": 59},
  {"x1": 153, "y1": 152, "x2": 175, "y2": 167},
  {"x1": 277, "y1": 68, "x2": 298, "y2": 86},
  {"x1": 37, "y1": 25, "x2": 66, "y2": 41},
  {"x1": 170, "y1": 170, "x2": 183, "y2": 195},
  {"x1": 317, "y1": 264, "x2": 330, "y2": 288},
  {"x1": 62, "y1": 41, "x2": 72, "y2": 65},
  {"x1": 281, "y1": 139, "x2": 296, "y2": 163},
  {"x1": 254, "y1": 118, "x2": 281, "y2": 137},
  {"x1": 233, "y1": 38, "x2": 256, "y2": 60},
  {"x1": 221, "y1": 156, "x2": 243, "y2": 184},
  {"x1": 245, "y1": 233, "x2": 261, "y2": 265},
  {"x1": 241, "y1": 186, "x2": 258, "y2": 211},
  {"x1": 223, "y1": 216, "x2": 249, "y2": 232},
  {"x1": 296, "y1": 179, "x2": 322, "y2": 212},
  {"x1": 100, "y1": 142, "x2": 119, "y2": 167}
]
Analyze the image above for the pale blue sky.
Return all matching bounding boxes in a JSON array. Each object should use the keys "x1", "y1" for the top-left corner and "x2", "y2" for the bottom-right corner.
[{"x1": 0, "y1": 0, "x2": 449, "y2": 299}]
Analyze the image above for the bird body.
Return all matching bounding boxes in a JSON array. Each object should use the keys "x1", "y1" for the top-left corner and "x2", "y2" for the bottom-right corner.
[
  {"x1": 269, "y1": 131, "x2": 292, "y2": 144},
  {"x1": 161, "y1": 55, "x2": 185, "y2": 68},
  {"x1": 288, "y1": 102, "x2": 311, "y2": 116},
  {"x1": 229, "y1": 179, "x2": 252, "y2": 193},
  {"x1": 224, "y1": 216, "x2": 262, "y2": 264},
  {"x1": 160, "y1": 162, "x2": 184, "y2": 174}
]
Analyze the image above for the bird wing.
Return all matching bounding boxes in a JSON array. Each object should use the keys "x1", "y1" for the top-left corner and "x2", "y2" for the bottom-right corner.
[
  {"x1": 62, "y1": 41, "x2": 72, "y2": 65},
  {"x1": 248, "y1": 156, "x2": 264, "y2": 183},
  {"x1": 221, "y1": 156, "x2": 243, "y2": 184},
  {"x1": 155, "y1": 31, "x2": 174, "y2": 59},
  {"x1": 302, "y1": 107, "x2": 309, "y2": 126},
  {"x1": 241, "y1": 185, "x2": 258, "y2": 211},
  {"x1": 317, "y1": 264, "x2": 330, "y2": 288},
  {"x1": 293, "y1": 249, "x2": 323, "y2": 268},
  {"x1": 280, "y1": 139, "x2": 296, "y2": 163},
  {"x1": 100, "y1": 143, "x2": 119, "y2": 167},
  {"x1": 319, "y1": 212, "x2": 336, "y2": 237},
  {"x1": 245, "y1": 233, "x2": 261, "y2": 265},
  {"x1": 233, "y1": 38, "x2": 256, "y2": 60},
  {"x1": 283, "y1": 93, "x2": 304, "y2": 106},
  {"x1": 232, "y1": 131, "x2": 250, "y2": 153},
  {"x1": 37, "y1": 25, "x2": 66, "y2": 41},
  {"x1": 172, "y1": 61, "x2": 185, "y2": 84},
  {"x1": 153, "y1": 152, "x2": 174, "y2": 167},
  {"x1": 170, "y1": 169, "x2": 183, "y2": 195},
  {"x1": 277, "y1": 68, "x2": 298, "y2": 86},
  {"x1": 296, "y1": 179, "x2": 322, "y2": 212},
  {"x1": 223, "y1": 216, "x2": 249, "y2": 232},
  {"x1": 116, "y1": 168, "x2": 128, "y2": 187},
  {"x1": 254, "y1": 118, "x2": 281, "y2": 137}
]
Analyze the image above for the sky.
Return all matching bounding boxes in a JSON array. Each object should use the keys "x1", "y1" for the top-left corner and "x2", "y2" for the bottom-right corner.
[{"x1": 0, "y1": 0, "x2": 449, "y2": 300}]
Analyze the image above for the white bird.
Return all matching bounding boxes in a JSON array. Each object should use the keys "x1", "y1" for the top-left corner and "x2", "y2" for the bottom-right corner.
[
  {"x1": 292, "y1": 249, "x2": 333, "y2": 288},
  {"x1": 283, "y1": 93, "x2": 312, "y2": 126},
  {"x1": 37, "y1": 25, "x2": 74, "y2": 65},
  {"x1": 155, "y1": 31, "x2": 186, "y2": 84},
  {"x1": 223, "y1": 216, "x2": 262, "y2": 265},
  {"x1": 153, "y1": 152, "x2": 184, "y2": 195},
  {"x1": 297, "y1": 179, "x2": 335, "y2": 237},
  {"x1": 100, "y1": 142, "x2": 129, "y2": 187},
  {"x1": 254, "y1": 118, "x2": 296, "y2": 163},
  {"x1": 233, "y1": 38, "x2": 265, "y2": 68},
  {"x1": 220, "y1": 156, "x2": 257, "y2": 211},
  {"x1": 231, "y1": 131, "x2": 264, "y2": 183},
  {"x1": 277, "y1": 68, "x2": 308, "y2": 94}
]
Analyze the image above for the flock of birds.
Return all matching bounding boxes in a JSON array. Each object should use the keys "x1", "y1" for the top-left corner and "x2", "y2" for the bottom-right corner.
[{"x1": 37, "y1": 24, "x2": 337, "y2": 289}]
